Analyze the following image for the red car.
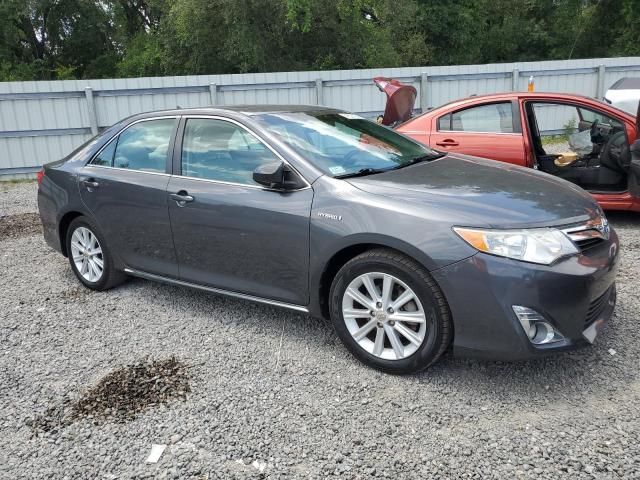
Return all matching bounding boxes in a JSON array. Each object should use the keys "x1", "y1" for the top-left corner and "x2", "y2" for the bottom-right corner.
[{"x1": 375, "y1": 77, "x2": 640, "y2": 212}]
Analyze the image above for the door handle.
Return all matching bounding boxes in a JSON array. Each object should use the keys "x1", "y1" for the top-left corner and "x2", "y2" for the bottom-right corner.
[
  {"x1": 435, "y1": 139, "x2": 459, "y2": 147},
  {"x1": 170, "y1": 191, "x2": 194, "y2": 206},
  {"x1": 82, "y1": 179, "x2": 100, "y2": 189}
]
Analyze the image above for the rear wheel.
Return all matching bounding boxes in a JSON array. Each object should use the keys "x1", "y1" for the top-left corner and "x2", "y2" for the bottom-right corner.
[
  {"x1": 329, "y1": 249, "x2": 452, "y2": 374},
  {"x1": 65, "y1": 216, "x2": 126, "y2": 290}
]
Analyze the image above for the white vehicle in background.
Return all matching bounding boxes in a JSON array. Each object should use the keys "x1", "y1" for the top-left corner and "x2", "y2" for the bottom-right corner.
[{"x1": 604, "y1": 77, "x2": 640, "y2": 114}]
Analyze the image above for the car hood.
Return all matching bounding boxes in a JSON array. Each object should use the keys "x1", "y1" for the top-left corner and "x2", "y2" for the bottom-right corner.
[{"x1": 346, "y1": 154, "x2": 600, "y2": 229}]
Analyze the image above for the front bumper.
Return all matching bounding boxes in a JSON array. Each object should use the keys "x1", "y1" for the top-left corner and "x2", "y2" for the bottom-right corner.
[{"x1": 432, "y1": 228, "x2": 619, "y2": 361}]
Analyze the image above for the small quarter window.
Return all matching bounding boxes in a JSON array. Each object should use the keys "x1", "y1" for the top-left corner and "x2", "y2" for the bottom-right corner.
[
  {"x1": 437, "y1": 114, "x2": 451, "y2": 131},
  {"x1": 91, "y1": 139, "x2": 117, "y2": 166}
]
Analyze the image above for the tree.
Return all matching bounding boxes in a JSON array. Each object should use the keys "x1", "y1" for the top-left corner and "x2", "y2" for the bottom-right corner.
[
  {"x1": 0, "y1": 0, "x2": 638, "y2": 81},
  {"x1": 0, "y1": 0, "x2": 118, "y2": 80}
]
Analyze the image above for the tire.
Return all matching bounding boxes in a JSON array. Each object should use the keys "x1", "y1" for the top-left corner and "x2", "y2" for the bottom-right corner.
[
  {"x1": 65, "y1": 216, "x2": 127, "y2": 291},
  {"x1": 329, "y1": 248, "x2": 452, "y2": 374}
]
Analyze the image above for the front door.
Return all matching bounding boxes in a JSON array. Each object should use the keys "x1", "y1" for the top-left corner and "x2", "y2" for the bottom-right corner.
[
  {"x1": 631, "y1": 103, "x2": 640, "y2": 198},
  {"x1": 429, "y1": 101, "x2": 527, "y2": 166},
  {"x1": 524, "y1": 101, "x2": 634, "y2": 194},
  {"x1": 79, "y1": 117, "x2": 179, "y2": 277},
  {"x1": 167, "y1": 117, "x2": 313, "y2": 306}
]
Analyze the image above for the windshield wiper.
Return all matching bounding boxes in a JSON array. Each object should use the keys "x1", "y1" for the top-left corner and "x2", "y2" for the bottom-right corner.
[
  {"x1": 393, "y1": 153, "x2": 445, "y2": 170},
  {"x1": 335, "y1": 153, "x2": 445, "y2": 179},
  {"x1": 412, "y1": 153, "x2": 443, "y2": 163},
  {"x1": 334, "y1": 167, "x2": 389, "y2": 179}
]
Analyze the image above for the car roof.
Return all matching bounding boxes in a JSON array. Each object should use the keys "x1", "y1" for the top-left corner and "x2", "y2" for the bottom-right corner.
[
  {"x1": 608, "y1": 77, "x2": 640, "y2": 90},
  {"x1": 129, "y1": 104, "x2": 343, "y2": 120},
  {"x1": 411, "y1": 91, "x2": 636, "y2": 120},
  {"x1": 427, "y1": 91, "x2": 598, "y2": 111},
  {"x1": 396, "y1": 91, "x2": 637, "y2": 128}
]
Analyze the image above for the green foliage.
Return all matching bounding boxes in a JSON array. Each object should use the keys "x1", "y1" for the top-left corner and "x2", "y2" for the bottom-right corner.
[
  {"x1": 117, "y1": 33, "x2": 165, "y2": 77},
  {"x1": 286, "y1": 0, "x2": 313, "y2": 32},
  {"x1": 563, "y1": 118, "x2": 577, "y2": 138},
  {"x1": 0, "y1": 0, "x2": 638, "y2": 81}
]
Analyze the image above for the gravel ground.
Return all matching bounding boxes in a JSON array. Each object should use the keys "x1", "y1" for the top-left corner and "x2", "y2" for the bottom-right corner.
[
  {"x1": 0, "y1": 181, "x2": 38, "y2": 216},
  {"x1": 542, "y1": 140, "x2": 571, "y2": 155},
  {"x1": 1, "y1": 181, "x2": 639, "y2": 479}
]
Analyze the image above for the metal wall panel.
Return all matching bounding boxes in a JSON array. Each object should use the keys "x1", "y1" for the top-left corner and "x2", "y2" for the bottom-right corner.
[{"x1": 1, "y1": 56, "x2": 640, "y2": 176}]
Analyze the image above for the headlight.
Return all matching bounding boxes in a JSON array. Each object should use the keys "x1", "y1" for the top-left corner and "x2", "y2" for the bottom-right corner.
[{"x1": 453, "y1": 227, "x2": 578, "y2": 265}]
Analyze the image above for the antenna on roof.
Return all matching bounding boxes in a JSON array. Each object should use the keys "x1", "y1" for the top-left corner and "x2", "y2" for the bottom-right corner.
[{"x1": 176, "y1": 105, "x2": 182, "y2": 109}]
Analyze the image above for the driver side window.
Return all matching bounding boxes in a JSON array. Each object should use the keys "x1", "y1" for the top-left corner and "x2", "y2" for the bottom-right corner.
[
  {"x1": 181, "y1": 118, "x2": 281, "y2": 185},
  {"x1": 578, "y1": 108, "x2": 624, "y2": 130}
]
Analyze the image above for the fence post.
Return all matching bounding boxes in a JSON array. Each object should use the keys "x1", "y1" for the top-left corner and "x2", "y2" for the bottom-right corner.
[
  {"x1": 511, "y1": 69, "x2": 519, "y2": 91},
  {"x1": 596, "y1": 65, "x2": 606, "y2": 99},
  {"x1": 209, "y1": 83, "x2": 218, "y2": 106},
  {"x1": 84, "y1": 87, "x2": 98, "y2": 135},
  {"x1": 420, "y1": 73, "x2": 429, "y2": 112},
  {"x1": 315, "y1": 78, "x2": 324, "y2": 105}
]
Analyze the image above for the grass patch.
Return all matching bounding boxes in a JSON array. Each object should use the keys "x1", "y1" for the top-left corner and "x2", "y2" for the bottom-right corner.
[{"x1": 541, "y1": 135, "x2": 570, "y2": 146}]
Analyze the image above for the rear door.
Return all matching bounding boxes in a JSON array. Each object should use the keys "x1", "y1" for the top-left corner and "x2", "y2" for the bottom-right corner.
[
  {"x1": 428, "y1": 101, "x2": 527, "y2": 166},
  {"x1": 167, "y1": 116, "x2": 313, "y2": 306},
  {"x1": 78, "y1": 117, "x2": 179, "y2": 277}
]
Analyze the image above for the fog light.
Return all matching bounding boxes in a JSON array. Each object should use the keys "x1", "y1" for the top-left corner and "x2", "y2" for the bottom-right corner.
[{"x1": 512, "y1": 306, "x2": 565, "y2": 345}]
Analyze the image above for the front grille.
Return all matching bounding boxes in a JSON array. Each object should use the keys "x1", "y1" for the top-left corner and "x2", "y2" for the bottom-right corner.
[
  {"x1": 585, "y1": 286, "x2": 613, "y2": 328},
  {"x1": 563, "y1": 216, "x2": 610, "y2": 253},
  {"x1": 574, "y1": 237, "x2": 605, "y2": 252}
]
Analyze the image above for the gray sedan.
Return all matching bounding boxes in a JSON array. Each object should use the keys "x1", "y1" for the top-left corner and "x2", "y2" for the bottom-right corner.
[{"x1": 37, "y1": 106, "x2": 619, "y2": 373}]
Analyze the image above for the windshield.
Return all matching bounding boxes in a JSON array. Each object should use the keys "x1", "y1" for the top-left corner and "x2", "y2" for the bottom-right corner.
[{"x1": 252, "y1": 111, "x2": 442, "y2": 177}]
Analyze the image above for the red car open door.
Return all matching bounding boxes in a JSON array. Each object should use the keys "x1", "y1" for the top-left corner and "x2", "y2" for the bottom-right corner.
[{"x1": 630, "y1": 102, "x2": 640, "y2": 199}]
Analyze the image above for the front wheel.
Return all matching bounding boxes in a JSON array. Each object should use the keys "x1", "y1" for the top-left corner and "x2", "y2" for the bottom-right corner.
[
  {"x1": 329, "y1": 249, "x2": 452, "y2": 374},
  {"x1": 65, "y1": 216, "x2": 127, "y2": 291}
]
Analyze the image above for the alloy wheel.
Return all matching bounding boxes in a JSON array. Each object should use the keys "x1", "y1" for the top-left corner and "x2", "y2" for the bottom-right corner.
[
  {"x1": 341, "y1": 272, "x2": 427, "y2": 360},
  {"x1": 70, "y1": 226, "x2": 104, "y2": 283}
]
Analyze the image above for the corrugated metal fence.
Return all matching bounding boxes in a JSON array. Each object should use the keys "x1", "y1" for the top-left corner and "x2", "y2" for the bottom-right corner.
[{"x1": 2, "y1": 56, "x2": 640, "y2": 177}]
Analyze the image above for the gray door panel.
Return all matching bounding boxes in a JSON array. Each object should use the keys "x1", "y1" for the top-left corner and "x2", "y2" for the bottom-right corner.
[
  {"x1": 167, "y1": 177, "x2": 313, "y2": 305},
  {"x1": 630, "y1": 156, "x2": 640, "y2": 197},
  {"x1": 79, "y1": 166, "x2": 178, "y2": 277}
]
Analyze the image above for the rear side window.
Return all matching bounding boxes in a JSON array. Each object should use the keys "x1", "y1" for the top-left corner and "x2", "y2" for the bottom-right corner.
[
  {"x1": 111, "y1": 118, "x2": 177, "y2": 173},
  {"x1": 445, "y1": 102, "x2": 514, "y2": 133},
  {"x1": 181, "y1": 118, "x2": 280, "y2": 185}
]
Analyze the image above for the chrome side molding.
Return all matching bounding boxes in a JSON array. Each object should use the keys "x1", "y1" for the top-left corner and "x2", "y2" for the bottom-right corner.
[{"x1": 123, "y1": 268, "x2": 310, "y2": 313}]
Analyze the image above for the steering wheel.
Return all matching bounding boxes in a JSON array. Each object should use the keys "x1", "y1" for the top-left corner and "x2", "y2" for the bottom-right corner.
[{"x1": 600, "y1": 131, "x2": 630, "y2": 173}]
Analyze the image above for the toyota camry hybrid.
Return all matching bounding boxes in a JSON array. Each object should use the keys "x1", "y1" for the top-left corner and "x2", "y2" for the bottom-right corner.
[{"x1": 37, "y1": 106, "x2": 619, "y2": 374}]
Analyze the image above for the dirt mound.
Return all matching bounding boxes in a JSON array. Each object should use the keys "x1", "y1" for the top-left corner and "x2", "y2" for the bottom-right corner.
[
  {"x1": 0, "y1": 213, "x2": 41, "y2": 239},
  {"x1": 72, "y1": 357, "x2": 191, "y2": 421},
  {"x1": 31, "y1": 357, "x2": 191, "y2": 433}
]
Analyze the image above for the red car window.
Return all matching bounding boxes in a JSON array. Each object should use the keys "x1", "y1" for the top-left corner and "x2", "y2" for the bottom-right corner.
[{"x1": 438, "y1": 102, "x2": 514, "y2": 133}]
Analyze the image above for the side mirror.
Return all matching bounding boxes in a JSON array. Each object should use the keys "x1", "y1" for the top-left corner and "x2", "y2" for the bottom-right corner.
[
  {"x1": 253, "y1": 161, "x2": 285, "y2": 188},
  {"x1": 253, "y1": 161, "x2": 306, "y2": 190}
]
